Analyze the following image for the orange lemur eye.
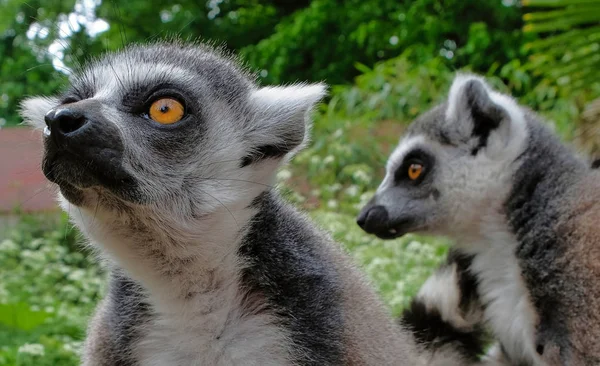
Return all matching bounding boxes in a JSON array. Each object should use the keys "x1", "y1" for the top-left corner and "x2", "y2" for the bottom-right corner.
[
  {"x1": 408, "y1": 163, "x2": 423, "y2": 180},
  {"x1": 149, "y1": 98, "x2": 185, "y2": 124}
]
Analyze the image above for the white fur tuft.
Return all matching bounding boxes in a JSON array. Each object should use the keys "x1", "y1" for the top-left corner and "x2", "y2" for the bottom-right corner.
[
  {"x1": 247, "y1": 83, "x2": 327, "y2": 157},
  {"x1": 250, "y1": 83, "x2": 327, "y2": 112},
  {"x1": 416, "y1": 263, "x2": 482, "y2": 330},
  {"x1": 19, "y1": 96, "x2": 59, "y2": 129},
  {"x1": 445, "y1": 73, "x2": 528, "y2": 161}
]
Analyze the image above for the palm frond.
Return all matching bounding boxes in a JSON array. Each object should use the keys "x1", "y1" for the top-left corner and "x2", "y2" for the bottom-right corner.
[{"x1": 523, "y1": 0, "x2": 600, "y2": 95}]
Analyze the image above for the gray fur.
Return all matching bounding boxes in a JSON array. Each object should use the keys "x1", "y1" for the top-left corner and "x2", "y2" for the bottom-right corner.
[
  {"x1": 19, "y1": 41, "x2": 492, "y2": 365},
  {"x1": 360, "y1": 73, "x2": 600, "y2": 365}
]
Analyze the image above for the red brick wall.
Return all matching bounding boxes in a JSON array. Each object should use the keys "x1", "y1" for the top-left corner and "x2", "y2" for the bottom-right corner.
[{"x1": 0, "y1": 128, "x2": 57, "y2": 213}]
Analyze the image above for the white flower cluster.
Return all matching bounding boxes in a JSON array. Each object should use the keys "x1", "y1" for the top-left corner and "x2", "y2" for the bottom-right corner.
[{"x1": 17, "y1": 343, "x2": 45, "y2": 357}]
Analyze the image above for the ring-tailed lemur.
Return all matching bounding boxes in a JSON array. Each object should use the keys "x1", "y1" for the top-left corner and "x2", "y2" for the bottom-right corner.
[
  {"x1": 19, "y1": 42, "x2": 489, "y2": 366},
  {"x1": 407, "y1": 156, "x2": 600, "y2": 366},
  {"x1": 357, "y1": 73, "x2": 600, "y2": 366}
]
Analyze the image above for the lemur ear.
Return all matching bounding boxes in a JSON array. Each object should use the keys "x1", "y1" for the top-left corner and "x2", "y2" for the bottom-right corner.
[
  {"x1": 242, "y1": 83, "x2": 327, "y2": 166},
  {"x1": 445, "y1": 74, "x2": 519, "y2": 154},
  {"x1": 19, "y1": 96, "x2": 59, "y2": 129}
]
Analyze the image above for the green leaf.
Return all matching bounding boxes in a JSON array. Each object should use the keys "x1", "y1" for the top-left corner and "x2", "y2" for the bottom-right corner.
[
  {"x1": 523, "y1": 0, "x2": 600, "y2": 7},
  {"x1": 0, "y1": 303, "x2": 51, "y2": 331}
]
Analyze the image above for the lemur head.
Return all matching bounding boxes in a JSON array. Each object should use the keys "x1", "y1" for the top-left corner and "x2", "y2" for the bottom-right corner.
[
  {"x1": 20, "y1": 42, "x2": 325, "y2": 218},
  {"x1": 357, "y1": 74, "x2": 529, "y2": 240}
]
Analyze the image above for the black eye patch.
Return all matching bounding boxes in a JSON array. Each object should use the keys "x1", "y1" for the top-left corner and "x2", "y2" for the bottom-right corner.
[
  {"x1": 60, "y1": 86, "x2": 92, "y2": 105},
  {"x1": 120, "y1": 83, "x2": 193, "y2": 116},
  {"x1": 394, "y1": 148, "x2": 435, "y2": 184}
]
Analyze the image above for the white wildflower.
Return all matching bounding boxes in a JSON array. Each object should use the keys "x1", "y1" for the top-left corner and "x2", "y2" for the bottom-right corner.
[
  {"x1": 276, "y1": 169, "x2": 292, "y2": 181},
  {"x1": 345, "y1": 185, "x2": 360, "y2": 197},
  {"x1": 0, "y1": 239, "x2": 18, "y2": 253},
  {"x1": 18, "y1": 343, "x2": 45, "y2": 356},
  {"x1": 352, "y1": 169, "x2": 372, "y2": 185},
  {"x1": 323, "y1": 155, "x2": 335, "y2": 165}
]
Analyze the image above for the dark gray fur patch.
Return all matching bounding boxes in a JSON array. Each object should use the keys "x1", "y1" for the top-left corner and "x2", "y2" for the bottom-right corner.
[
  {"x1": 446, "y1": 249, "x2": 479, "y2": 313},
  {"x1": 406, "y1": 103, "x2": 452, "y2": 143},
  {"x1": 239, "y1": 144, "x2": 289, "y2": 168},
  {"x1": 239, "y1": 191, "x2": 345, "y2": 365},
  {"x1": 103, "y1": 272, "x2": 151, "y2": 366},
  {"x1": 504, "y1": 111, "x2": 589, "y2": 363},
  {"x1": 71, "y1": 41, "x2": 255, "y2": 105},
  {"x1": 42, "y1": 99, "x2": 142, "y2": 203},
  {"x1": 401, "y1": 249, "x2": 485, "y2": 361},
  {"x1": 463, "y1": 80, "x2": 506, "y2": 155},
  {"x1": 405, "y1": 102, "x2": 475, "y2": 153}
]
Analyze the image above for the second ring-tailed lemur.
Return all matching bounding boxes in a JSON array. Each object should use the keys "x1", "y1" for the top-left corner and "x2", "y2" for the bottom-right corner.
[
  {"x1": 20, "y1": 42, "x2": 491, "y2": 365},
  {"x1": 358, "y1": 74, "x2": 600, "y2": 365},
  {"x1": 407, "y1": 156, "x2": 600, "y2": 365}
]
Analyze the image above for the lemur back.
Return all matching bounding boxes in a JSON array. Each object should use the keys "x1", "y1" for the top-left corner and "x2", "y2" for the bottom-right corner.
[
  {"x1": 20, "y1": 42, "x2": 490, "y2": 365},
  {"x1": 358, "y1": 74, "x2": 600, "y2": 365}
]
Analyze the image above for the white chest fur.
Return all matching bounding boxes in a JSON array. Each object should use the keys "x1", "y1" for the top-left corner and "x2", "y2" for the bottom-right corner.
[
  {"x1": 70, "y1": 200, "x2": 294, "y2": 366},
  {"x1": 467, "y1": 228, "x2": 545, "y2": 366},
  {"x1": 135, "y1": 291, "x2": 292, "y2": 366}
]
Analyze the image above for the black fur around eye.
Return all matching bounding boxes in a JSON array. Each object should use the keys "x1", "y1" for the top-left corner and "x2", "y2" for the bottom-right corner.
[
  {"x1": 121, "y1": 84, "x2": 191, "y2": 116},
  {"x1": 60, "y1": 96, "x2": 80, "y2": 105},
  {"x1": 394, "y1": 149, "x2": 434, "y2": 184}
]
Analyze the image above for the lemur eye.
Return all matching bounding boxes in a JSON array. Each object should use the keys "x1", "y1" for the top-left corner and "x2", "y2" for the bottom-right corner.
[
  {"x1": 408, "y1": 163, "x2": 423, "y2": 180},
  {"x1": 149, "y1": 98, "x2": 185, "y2": 124}
]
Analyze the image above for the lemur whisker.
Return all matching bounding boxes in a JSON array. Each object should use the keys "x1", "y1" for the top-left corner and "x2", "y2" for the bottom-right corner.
[
  {"x1": 91, "y1": 197, "x2": 101, "y2": 232},
  {"x1": 19, "y1": 185, "x2": 53, "y2": 208},
  {"x1": 177, "y1": 18, "x2": 197, "y2": 35},
  {"x1": 77, "y1": 207, "x2": 90, "y2": 236},
  {"x1": 112, "y1": 1, "x2": 128, "y2": 48},
  {"x1": 111, "y1": 1, "x2": 134, "y2": 90},
  {"x1": 21, "y1": 4, "x2": 68, "y2": 39},
  {"x1": 22, "y1": 63, "x2": 73, "y2": 76},
  {"x1": 17, "y1": 161, "x2": 62, "y2": 207},
  {"x1": 64, "y1": 202, "x2": 72, "y2": 243},
  {"x1": 195, "y1": 186, "x2": 239, "y2": 229},
  {"x1": 195, "y1": 159, "x2": 245, "y2": 169},
  {"x1": 21, "y1": 5, "x2": 87, "y2": 79},
  {"x1": 106, "y1": 58, "x2": 127, "y2": 92},
  {"x1": 198, "y1": 177, "x2": 276, "y2": 190}
]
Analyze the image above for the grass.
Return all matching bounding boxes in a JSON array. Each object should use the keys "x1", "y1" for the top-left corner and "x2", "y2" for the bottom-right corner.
[{"x1": 0, "y1": 215, "x2": 105, "y2": 365}]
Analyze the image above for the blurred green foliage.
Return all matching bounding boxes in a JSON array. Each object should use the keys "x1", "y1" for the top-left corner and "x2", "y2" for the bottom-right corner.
[
  {"x1": 2, "y1": 0, "x2": 527, "y2": 127},
  {"x1": 242, "y1": 0, "x2": 524, "y2": 84},
  {"x1": 0, "y1": 214, "x2": 104, "y2": 365}
]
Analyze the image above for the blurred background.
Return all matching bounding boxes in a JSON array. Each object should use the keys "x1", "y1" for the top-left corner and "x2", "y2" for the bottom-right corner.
[{"x1": 0, "y1": 0, "x2": 599, "y2": 364}]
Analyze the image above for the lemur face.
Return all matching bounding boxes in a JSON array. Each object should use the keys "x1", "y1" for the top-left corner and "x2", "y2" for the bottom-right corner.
[
  {"x1": 21, "y1": 42, "x2": 325, "y2": 213},
  {"x1": 357, "y1": 75, "x2": 529, "y2": 240}
]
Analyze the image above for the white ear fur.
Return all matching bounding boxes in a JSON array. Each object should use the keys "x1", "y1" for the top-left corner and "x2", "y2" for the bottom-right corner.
[
  {"x1": 246, "y1": 83, "x2": 327, "y2": 158},
  {"x1": 19, "y1": 96, "x2": 59, "y2": 129},
  {"x1": 445, "y1": 73, "x2": 527, "y2": 157}
]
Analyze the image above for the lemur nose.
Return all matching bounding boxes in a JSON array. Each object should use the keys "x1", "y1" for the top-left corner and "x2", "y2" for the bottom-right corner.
[
  {"x1": 356, "y1": 205, "x2": 389, "y2": 231},
  {"x1": 44, "y1": 108, "x2": 88, "y2": 138}
]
